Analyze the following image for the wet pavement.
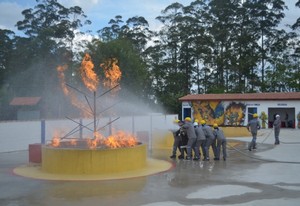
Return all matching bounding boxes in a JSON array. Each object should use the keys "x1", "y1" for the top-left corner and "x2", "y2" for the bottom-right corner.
[{"x1": 1, "y1": 128, "x2": 300, "y2": 206}]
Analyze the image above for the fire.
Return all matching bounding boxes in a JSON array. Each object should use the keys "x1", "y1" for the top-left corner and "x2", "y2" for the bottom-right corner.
[
  {"x1": 100, "y1": 58, "x2": 122, "y2": 90},
  {"x1": 104, "y1": 131, "x2": 138, "y2": 149},
  {"x1": 54, "y1": 53, "x2": 137, "y2": 150},
  {"x1": 56, "y1": 64, "x2": 92, "y2": 118},
  {"x1": 50, "y1": 131, "x2": 138, "y2": 149},
  {"x1": 52, "y1": 136, "x2": 61, "y2": 147},
  {"x1": 80, "y1": 53, "x2": 99, "y2": 92},
  {"x1": 70, "y1": 139, "x2": 77, "y2": 146},
  {"x1": 87, "y1": 137, "x2": 102, "y2": 149}
]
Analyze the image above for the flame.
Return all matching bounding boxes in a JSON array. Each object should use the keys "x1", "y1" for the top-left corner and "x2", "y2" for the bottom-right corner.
[
  {"x1": 70, "y1": 139, "x2": 77, "y2": 146},
  {"x1": 52, "y1": 136, "x2": 61, "y2": 147},
  {"x1": 54, "y1": 54, "x2": 135, "y2": 149},
  {"x1": 50, "y1": 131, "x2": 138, "y2": 149},
  {"x1": 80, "y1": 53, "x2": 99, "y2": 92},
  {"x1": 104, "y1": 131, "x2": 138, "y2": 148},
  {"x1": 100, "y1": 58, "x2": 122, "y2": 90},
  {"x1": 56, "y1": 64, "x2": 92, "y2": 118},
  {"x1": 87, "y1": 137, "x2": 101, "y2": 149}
]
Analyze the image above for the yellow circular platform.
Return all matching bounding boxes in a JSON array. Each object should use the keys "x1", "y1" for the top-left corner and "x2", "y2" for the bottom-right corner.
[
  {"x1": 13, "y1": 158, "x2": 173, "y2": 181},
  {"x1": 41, "y1": 143, "x2": 148, "y2": 174}
]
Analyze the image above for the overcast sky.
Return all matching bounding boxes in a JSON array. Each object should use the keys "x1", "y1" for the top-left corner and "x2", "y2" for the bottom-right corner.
[{"x1": 0, "y1": 0, "x2": 299, "y2": 36}]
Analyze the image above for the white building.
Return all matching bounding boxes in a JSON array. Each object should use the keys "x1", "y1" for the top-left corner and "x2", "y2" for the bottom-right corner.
[{"x1": 179, "y1": 92, "x2": 300, "y2": 129}]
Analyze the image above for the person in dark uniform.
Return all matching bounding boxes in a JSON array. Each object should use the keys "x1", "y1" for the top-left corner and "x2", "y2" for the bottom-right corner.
[{"x1": 170, "y1": 119, "x2": 185, "y2": 159}]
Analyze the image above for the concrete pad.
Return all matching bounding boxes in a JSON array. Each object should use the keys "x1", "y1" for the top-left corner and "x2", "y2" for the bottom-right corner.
[
  {"x1": 1, "y1": 129, "x2": 300, "y2": 206},
  {"x1": 13, "y1": 158, "x2": 173, "y2": 181}
]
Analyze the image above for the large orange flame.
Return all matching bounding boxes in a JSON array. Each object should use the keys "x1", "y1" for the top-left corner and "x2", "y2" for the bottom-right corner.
[
  {"x1": 56, "y1": 64, "x2": 92, "y2": 118},
  {"x1": 80, "y1": 53, "x2": 99, "y2": 92},
  {"x1": 100, "y1": 58, "x2": 122, "y2": 90}
]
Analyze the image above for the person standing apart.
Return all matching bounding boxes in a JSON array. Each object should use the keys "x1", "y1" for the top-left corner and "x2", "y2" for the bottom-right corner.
[
  {"x1": 213, "y1": 124, "x2": 227, "y2": 161},
  {"x1": 182, "y1": 117, "x2": 197, "y2": 160},
  {"x1": 273, "y1": 114, "x2": 281, "y2": 145},
  {"x1": 247, "y1": 113, "x2": 261, "y2": 151}
]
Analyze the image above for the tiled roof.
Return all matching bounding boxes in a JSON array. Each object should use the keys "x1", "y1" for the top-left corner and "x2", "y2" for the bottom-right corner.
[
  {"x1": 179, "y1": 92, "x2": 300, "y2": 101},
  {"x1": 10, "y1": 97, "x2": 41, "y2": 106}
]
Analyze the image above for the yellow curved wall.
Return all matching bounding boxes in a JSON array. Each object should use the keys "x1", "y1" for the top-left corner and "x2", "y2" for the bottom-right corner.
[
  {"x1": 42, "y1": 144, "x2": 147, "y2": 174},
  {"x1": 153, "y1": 127, "x2": 250, "y2": 149}
]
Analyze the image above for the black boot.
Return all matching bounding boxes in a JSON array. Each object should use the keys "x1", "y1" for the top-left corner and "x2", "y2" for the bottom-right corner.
[{"x1": 170, "y1": 155, "x2": 176, "y2": 159}]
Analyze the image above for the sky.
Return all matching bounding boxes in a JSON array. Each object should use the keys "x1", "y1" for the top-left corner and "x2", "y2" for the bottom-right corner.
[
  {"x1": 0, "y1": 0, "x2": 193, "y2": 36},
  {"x1": 0, "y1": 0, "x2": 299, "y2": 37}
]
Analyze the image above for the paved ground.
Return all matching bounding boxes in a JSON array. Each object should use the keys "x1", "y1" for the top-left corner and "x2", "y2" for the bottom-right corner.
[{"x1": 1, "y1": 128, "x2": 300, "y2": 206}]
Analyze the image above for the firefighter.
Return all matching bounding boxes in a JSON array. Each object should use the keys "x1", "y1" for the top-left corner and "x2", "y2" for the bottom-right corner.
[
  {"x1": 273, "y1": 114, "x2": 281, "y2": 145},
  {"x1": 247, "y1": 113, "x2": 261, "y2": 151},
  {"x1": 182, "y1": 117, "x2": 197, "y2": 160},
  {"x1": 213, "y1": 123, "x2": 227, "y2": 161},
  {"x1": 201, "y1": 120, "x2": 217, "y2": 161},
  {"x1": 170, "y1": 119, "x2": 185, "y2": 159},
  {"x1": 194, "y1": 120, "x2": 206, "y2": 160}
]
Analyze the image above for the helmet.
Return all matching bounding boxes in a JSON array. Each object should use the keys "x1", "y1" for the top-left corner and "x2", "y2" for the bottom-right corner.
[
  {"x1": 276, "y1": 114, "x2": 280, "y2": 118},
  {"x1": 194, "y1": 119, "x2": 199, "y2": 123},
  {"x1": 193, "y1": 122, "x2": 198, "y2": 126},
  {"x1": 173, "y1": 119, "x2": 180, "y2": 123},
  {"x1": 200, "y1": 120, "x2": 206, "y2": 125},
  {"x1": 253, "y1": 113, "x2": 258, "y2": 118},
  {"x1": 185, "y1": 117, "x2": 192, "y2": 122},
  {"x1": 213, "y1": 123, "x2": 218, "y2": 128}
]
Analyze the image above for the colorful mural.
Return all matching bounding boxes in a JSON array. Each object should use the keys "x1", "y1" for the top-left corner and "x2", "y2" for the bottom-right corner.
[
  {"x1": 224, "y1": 102, "x2": 246, "y2": 126},
  {"x1": 192, "y1": 101, "x2": 224, "y2": 125},
  {"x1": 192, "y1": 101, "x2": 246, "y2": 126}
]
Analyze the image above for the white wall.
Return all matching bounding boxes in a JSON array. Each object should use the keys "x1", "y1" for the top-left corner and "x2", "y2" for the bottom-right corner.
[{"x1": 0, "y1": 114, "x2": 178, "y2": 153}]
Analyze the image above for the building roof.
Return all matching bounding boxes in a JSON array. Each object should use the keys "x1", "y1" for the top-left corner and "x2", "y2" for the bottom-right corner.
[
  {"x1": 10, "y1": 97, "x2": 41, "y2": 106},
  {"x1": 179, "y1": 92, "x2": 300, "y2": 101}
]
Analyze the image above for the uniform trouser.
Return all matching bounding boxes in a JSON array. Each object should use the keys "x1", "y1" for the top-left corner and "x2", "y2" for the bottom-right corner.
[
  {"x1": 186, "y1": 138, "x2": 197, "y2": 158},
  {"x1": 172, "y1": 137, "x2": 183, "y2": 155},
  {"x1": 274, "y1": 129, "x2": 280, "y2": 143},
  {"x1": 216, "y1": 139, "x2": 227, "y2": 159},
  {"x1": 248, "y1": 132, "x2": 257, "y2": 149},
  {"x1": 194, "y1": 139, "x2": 206, "y2": 159},
  {"x1": 205, "y1": 138, "x2": 217, "y2": 159}
]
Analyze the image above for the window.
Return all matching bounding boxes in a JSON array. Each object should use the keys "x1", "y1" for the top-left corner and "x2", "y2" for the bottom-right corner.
[{"x1": 248, "y1": 107, "x2": 257, "y2": 121}]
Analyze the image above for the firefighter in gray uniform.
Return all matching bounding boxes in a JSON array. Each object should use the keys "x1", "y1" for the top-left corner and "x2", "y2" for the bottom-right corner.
[
  {"x1": 201, "y1": 120, "x2": 217, "y2": 161},
  {"x1": 213, "y1": 123, "x2": 227, "y2": 161},
  {"x1": 247, "y1": 113, "x2": 261, "y2": 151},
  {"x1": 273, "y1": 114, "x2": 281, "y2": 145},
  {"x1": 194, "y1": 121, "x2": 206, "y2": 160},
  {"x1": 170, "y1": 119, "x2": 185, "y2": 159},
  {"x1": 182, "y1": 117, "x2": 197, "y2": 160}
]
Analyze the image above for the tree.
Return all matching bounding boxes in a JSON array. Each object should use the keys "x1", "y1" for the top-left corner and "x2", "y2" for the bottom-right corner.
[
  {"x1": 10, "y1": 0, "x2": 89, "y2": 118},
  {"x1": 246, "y1": 0, "x2": 286, "y2": 92}
]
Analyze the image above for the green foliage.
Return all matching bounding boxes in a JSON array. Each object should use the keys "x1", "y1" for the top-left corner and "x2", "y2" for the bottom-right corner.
[{"x1": 1, "y1": 0, "x2": 300, "y2": 119}]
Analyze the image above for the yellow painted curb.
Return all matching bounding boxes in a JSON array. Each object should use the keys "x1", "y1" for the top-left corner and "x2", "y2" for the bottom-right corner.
[{"x1": 13, "y1": 158, "x2": 173, "y2": 181}]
